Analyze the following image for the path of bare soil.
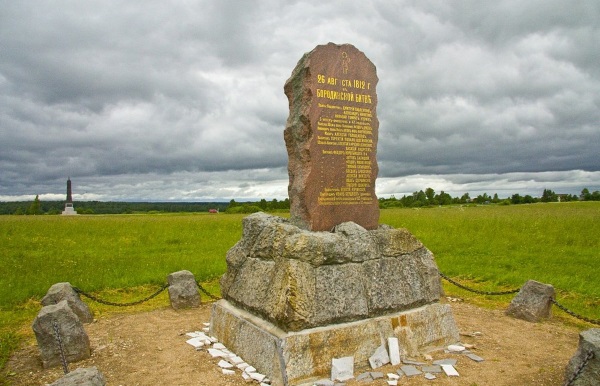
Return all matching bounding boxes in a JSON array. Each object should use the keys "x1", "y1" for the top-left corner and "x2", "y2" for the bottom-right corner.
[{"x1": 7, "y1": 301, "x2": 581, "y2": 385}]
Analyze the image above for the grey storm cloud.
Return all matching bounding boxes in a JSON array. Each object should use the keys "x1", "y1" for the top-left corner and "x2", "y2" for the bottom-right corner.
[{"x1": 1, "y1": 0, "x2": 599, "y2": 201}]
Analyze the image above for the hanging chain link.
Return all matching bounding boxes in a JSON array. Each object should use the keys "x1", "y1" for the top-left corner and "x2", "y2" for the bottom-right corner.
[
  {"x1": 52, "y1": 320, "x2": 69, "y2": 375},
  {"x1": 564, "y1": 350, "x2": 594, "y2": 386},
  {"x1": 73, "y1": 284, "x2": 169, "y2": 307},
  {"x1": 439, "y1": 272, "x2": 521, "y2": 295},
  {"x1": 196, "y1": 282, "x2": 221, "y2": 301},
  {"x1": 551, "y1": 299, "x2": 600, "y2": 326}
]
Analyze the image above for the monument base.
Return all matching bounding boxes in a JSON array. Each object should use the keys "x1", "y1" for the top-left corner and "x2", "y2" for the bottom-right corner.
[
  {"x1": 61, "y1": 207, "x2": 78, "y2": 215},
  {"x1": 62, "y1": 203, "x2": 78, "y2": 216},
  {"x1": 210, "y1": 299, "x2": 459, "y2": 385}
]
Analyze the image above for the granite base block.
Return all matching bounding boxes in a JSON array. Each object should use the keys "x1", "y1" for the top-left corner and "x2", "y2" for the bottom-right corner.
[{"x1": 210, "y1": 300, "x2": 459, "y2": 385}]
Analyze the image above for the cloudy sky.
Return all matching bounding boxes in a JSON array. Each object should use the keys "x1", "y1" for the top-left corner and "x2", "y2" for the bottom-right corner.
[{"x1": 1, "y1": 0, "x2": 599, "y2": 202}]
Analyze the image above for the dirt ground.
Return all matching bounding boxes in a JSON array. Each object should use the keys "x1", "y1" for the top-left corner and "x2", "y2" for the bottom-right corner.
[{"x1": 6, "y1": 300, "x2": 582, "y2": 386}]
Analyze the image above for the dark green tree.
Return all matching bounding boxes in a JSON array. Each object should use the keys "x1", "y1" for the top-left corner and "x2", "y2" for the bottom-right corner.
[{"x1": 27, "y1": 195, "x2": 42, "y2": 215}]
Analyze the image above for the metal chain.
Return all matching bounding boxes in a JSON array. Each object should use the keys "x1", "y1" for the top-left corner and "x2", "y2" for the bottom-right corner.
[
  {"x1": 552, "y1": 299, "x2": 600, "y2": 326},
  {"x1": 439, "y1": 272, "x2": 520, "y2": 295},
  {"x1": 73, "y1": 284, "x2": 169, "y2": 307},
  {"x1": 52, "y1": 320, "x2": 69, "y2": 374},
  {"x1": 196, "y1": 282, "x2": 221, "y2": 301},
  {"x1": 564, "y1": 350, "x2": 594, "y2": 386}
]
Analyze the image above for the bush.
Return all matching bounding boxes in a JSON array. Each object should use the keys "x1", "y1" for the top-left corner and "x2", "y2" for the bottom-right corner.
[{"x1": 225, "y1": 205, "x2": 262, "y2": 214}]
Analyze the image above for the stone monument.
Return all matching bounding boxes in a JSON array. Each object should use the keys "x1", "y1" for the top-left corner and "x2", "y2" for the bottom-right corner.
[
  {"x1": 61, "y1": 178, "x2": 78, "y2": 215},
  {"x1": 210, "y1": 43, "x2": 459, "y2": 385},
  {"x1": 284, "y1": 43, "x2": 379, "y2": 231}
]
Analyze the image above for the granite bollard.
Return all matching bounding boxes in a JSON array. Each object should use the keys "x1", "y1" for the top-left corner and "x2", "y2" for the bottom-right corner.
[
  {"x1": 48, "y1": 366, "x2": 106, "y2": 386},
  {"x1": 41, "y1": 282, "x2": 93, "y2": 323},
  {"x1": 505, "y1": 280, "x2": 555, "y2": 322},
  {"x1": 564, "y1": 328, "x2": 600, "y2": 386},
  {"x1": 167, "y1": 270, "x2": 200, "y2": 309},
  {"x1": 32, "y1": 300, "x2": 91, "y2": 368}
]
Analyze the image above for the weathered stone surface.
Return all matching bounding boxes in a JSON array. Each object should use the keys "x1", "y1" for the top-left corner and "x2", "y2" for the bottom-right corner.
[
  {"x1": 505, "y1": 280, "x2": 555, "y2": 322},
  {"x1": 284, "y1": 43, "x2": 379, "y2": 231},
  {"x1": 32, "y1": 300, "x2": 91, "y2": 369},
  {"x1": 210, "y1": 300, "x2": 459, "y2": 385},
  {"x1": 220, "y1": 212, "x2": 445, "y2": 331},
  {"x1": 48, "y1": 366, "x2": 106, "y2": 386},
  {"x1": 331, "y1": 356, "x2": 354, "y2": 381},
  {"x1": 41, "y1": 282, "x2": 93, "y2": 323},
  {"x1": 388, "y1": 337, "x2": 401, "y2": 366},
  {"x1": 564, "y1": 328, "x2": 600, "y2": 386},
  {"x1": 167, "y1": 270, "x2": 200, "y2": 309}
]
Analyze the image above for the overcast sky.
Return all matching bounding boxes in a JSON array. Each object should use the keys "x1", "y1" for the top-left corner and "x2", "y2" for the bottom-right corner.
[{"x1": 1, "y1": 0, "x2": 599, "y2": 202}]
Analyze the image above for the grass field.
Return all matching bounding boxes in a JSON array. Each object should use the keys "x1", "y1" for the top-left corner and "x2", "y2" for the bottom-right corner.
[{"x1": 1, "y1": 202, "x2": 599, "y2": 376}]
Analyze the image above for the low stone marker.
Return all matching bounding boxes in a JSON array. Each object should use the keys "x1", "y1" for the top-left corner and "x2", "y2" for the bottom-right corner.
[
  {"x1": 505, "y1": 280, "x2": 554, "y2": 322},
  {"x1": 167, "y1": 270, "x2": 200, "y2": 309},
  {"x1": 564, "y1": 328, "x2": 600, "y2": 386},
  {"x1": 32, "y1": 300, "x2": 91, "y2": 368},
  {"x1": 41, "y1": 282, "x2": 93, "y2": 323},
  {"x1": 48, "y1": 366, "x2": 106, "y2": 386}
]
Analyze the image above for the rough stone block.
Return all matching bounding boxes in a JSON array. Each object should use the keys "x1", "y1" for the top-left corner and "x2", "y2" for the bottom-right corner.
[
  {"x1": 32, "y1": 300, "x2": 91, "y2": 369},
  {"x1": 41, "y1": 282, "x2": 93, "y2": 323},
  {"x1": 220, "y1": 213, "x2": 445, "y2": 331},
  {"x1": 167, "y1": 270, "x2": 200, "y2": 309},
  {"x1": 564, "y1": 328, "x2": 600, "y2": 386},
  {"x1": 48, "y1": 366, "x2": 106, "y2": 386},
  {"x1": 210, "y1": 300, "x2": 458, "y2": 385},
  {"x1": 505, "y1": 280, "x2": 554, "y2": 322}
]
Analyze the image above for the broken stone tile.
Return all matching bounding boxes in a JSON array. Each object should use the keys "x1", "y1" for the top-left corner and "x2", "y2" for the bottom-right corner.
[
  {"x1": 400, "y1": 365, "x2": 421, "y2": 377},
  {"x1": 236, "y1": 362, "x2": 249, "y2": 370},
  {"x1": 402, "y1": 359, "x2": 426, "y2": 366},
  {"x1": 369, "y1": 345, "x2": 390, "y2": 369},
  {"x1": 207, "y1": 348, "x2": 227, "y2": 358},
  {"x1": 441, "y1": 364, "x2": 459, "y2": 377},
  {"x1": 447, "y1": 344, "x2": 465, "y2": 352},
  {"x1": 387, "y1": 373, "x2": 400, "y2": 380},
  {"x1": 433, "y1": 358, "x2": 457, "y2": 366},
  {"x1": 185, "y1": 337, "x2": 204, "y2": 348},
  {"x1": 424, "y1": 372, "x2": 436, "y2": 380},
  {"x1": 356, "y1": 372, "x2": 372, "y2": 382},
  {"x1": 242, "y1": 372, "x2": 251, "y2": 381},
  {"x1": 387, "y1": 380, "x2": 397, "y2": 386},
  {"x1": 212, "y1": 342, "x2": 226, "y2": 350},
  {"x1": 466, "y1": 353, "x2": 485, "y2": 362},
  {"x1": 203, "y1": 322, "x2": 210, "y2": 326},
  {"x1": 217, "y1": 360, "x2": 233, "y2": 369},
  {"x1": 260, "y1": 383, "x2": 271, "y2": 386},
  {"x1": 331, "y1": 356, "x2": 354, "y2": 382},
  {"x1": 422, "y1": 365, "x2": 442, "y2": 373},
  {"x1": 314, "y1": 379, "x2": 334, "y2": 386},
  {"x1": 250, "y1": 372, "x2": 266, "y2": 382},
  {"x1": 388, "y1": 337, "x2": 401, "y2": 365},
  {"x1": 370, "y1": 372, "x2": 384, "y2": 379},
  {"x1": 229, "y1": 356, "x2": 244, "y2": 365},
  {"x1": 222, "y1": 369, "x2": 235, "y2": 375},
  {"x1": 208, "y1": 336, "x2": 218, "y2": 343},
  {"x1": 244, "y1": 365, "x2": 256, "y2": 373},
  {"x1": 202, "y1": 327, "x2": 210, "y2": 332}
]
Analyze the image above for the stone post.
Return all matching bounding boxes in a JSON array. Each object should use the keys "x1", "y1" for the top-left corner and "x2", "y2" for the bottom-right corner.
[
  {"x1": 167, "y1": 270, "x2": 200, "y2": 309},
  {"x1": 32, "y1": 300, "x2": 91, "y2": 368},
  {"x1": 564, "y1": 329, "x2": 600, "y2": 386},
  {"x1": 505, "y1": 280, "x2": 555, "y2": 322},
  {"x1": 49, "y1": 367, "x2": 106, "y2": 386},
  {"x1": 41, "y1": 282, "x2": 93, "y2": 323}
]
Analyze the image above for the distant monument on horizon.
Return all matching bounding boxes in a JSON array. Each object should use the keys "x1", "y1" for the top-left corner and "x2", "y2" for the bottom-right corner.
[{"x1": 61, "y1": 178, "x2": 78, "y2": 216}]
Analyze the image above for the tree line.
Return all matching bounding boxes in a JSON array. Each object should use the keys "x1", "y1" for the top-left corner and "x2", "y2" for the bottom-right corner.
[
  {"x1": 379, "y1": 188, "x2": 598, "y2": 208},
  {"x1": 2, "y1": 188, "x2": 598, "y2": 215}
]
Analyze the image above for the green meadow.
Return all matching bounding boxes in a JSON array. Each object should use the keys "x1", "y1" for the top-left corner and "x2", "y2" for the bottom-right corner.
[{"x1": 1, "y1": 202, "x2": 599, "y2": 374}]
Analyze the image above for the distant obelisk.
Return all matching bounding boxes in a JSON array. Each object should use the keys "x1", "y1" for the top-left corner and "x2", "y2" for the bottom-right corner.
[{"x1": 61, "y1": 178, "x2": 78, "y2": 215}]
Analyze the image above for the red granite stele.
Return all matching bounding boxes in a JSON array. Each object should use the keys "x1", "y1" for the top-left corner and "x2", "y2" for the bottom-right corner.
[{"x1": 284, "y1": 42, "x2": 380, "y2": 231}]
